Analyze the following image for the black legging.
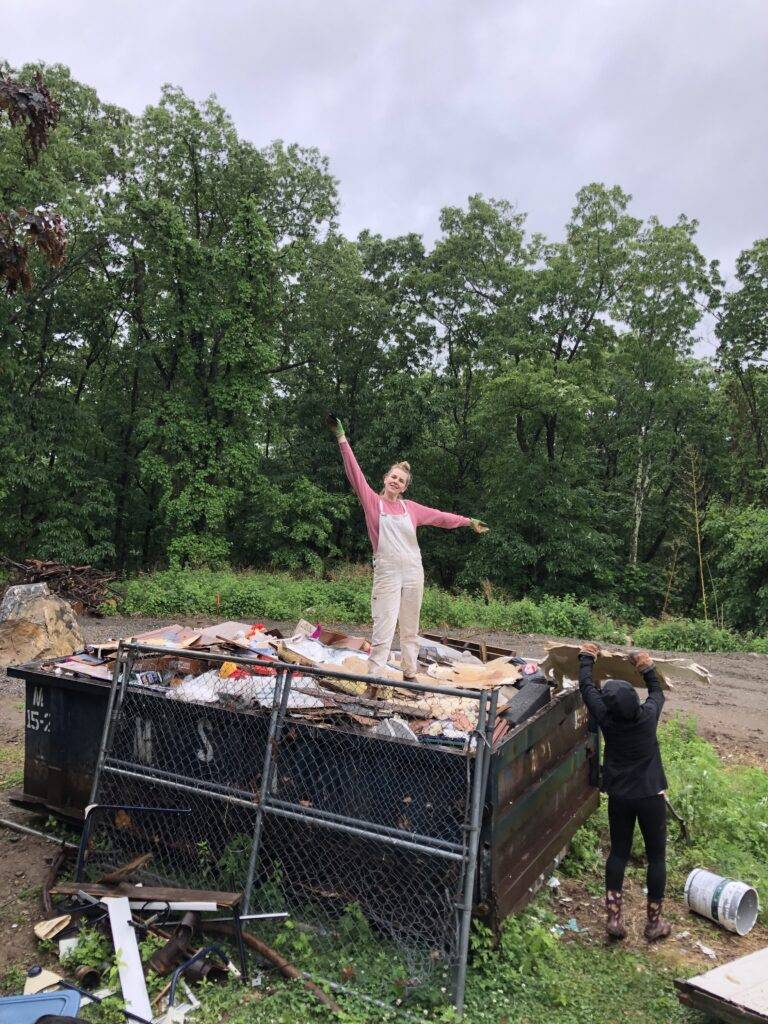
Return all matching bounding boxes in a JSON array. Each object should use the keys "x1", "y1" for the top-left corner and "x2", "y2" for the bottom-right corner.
[{"x1": 605, "y1": 794, "x2": 667, "y2": 901}]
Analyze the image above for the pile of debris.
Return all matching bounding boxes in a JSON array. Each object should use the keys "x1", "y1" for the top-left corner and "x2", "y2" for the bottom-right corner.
[
  {"x1": 50, "y1": 619, "x2": 542, "y2": 747},
  {"x1": 1, "y1": 555, "x2": 116, "y2": 615},
  {"x1": 0, "y1": 838, "x2": 342, "y2": 1021},
  {"x1": 46, "y1": 619, "x2": 712, "y2": 750}
]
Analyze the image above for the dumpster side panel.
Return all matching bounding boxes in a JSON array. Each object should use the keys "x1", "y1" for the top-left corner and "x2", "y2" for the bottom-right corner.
[
  {"x1": 15, "y1": 670, "x2": 110, "y2": 818},
  {"x1": 487, "y1": 689, "x2": 599, "y2": 929}
]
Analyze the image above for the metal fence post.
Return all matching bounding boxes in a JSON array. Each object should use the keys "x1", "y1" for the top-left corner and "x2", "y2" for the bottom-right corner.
[
  {"x1": 242, "y1": 669, "x2": 293, "y2": 914},
  {"x1": 87, "y1": 643, "x2": 134, "y2": 808},
  {"x1": 453, "y1": 688, "x2": 497, "y2": 1014}
]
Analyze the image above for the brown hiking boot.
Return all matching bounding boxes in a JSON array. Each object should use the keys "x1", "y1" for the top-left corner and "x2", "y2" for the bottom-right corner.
[
  {"x1": 606, "y1": 890, "x2": 627, "y2": 940},
  {"x1": 644, "y1": 900, "x2": 672, "y2": 941}
]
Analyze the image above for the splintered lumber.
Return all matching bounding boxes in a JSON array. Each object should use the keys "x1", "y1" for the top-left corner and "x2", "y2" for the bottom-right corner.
[
  {"x1": 97, "y1": 853, "x2": 154, "y2": 884},
  {"x1": 51, "y1": 881, "x2": 243, "y2": 908}
]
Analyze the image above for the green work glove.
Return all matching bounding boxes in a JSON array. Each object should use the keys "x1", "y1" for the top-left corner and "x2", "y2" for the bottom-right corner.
[
  {"x1": 324, "y1": 412, "x2": 345, "y2": 439},
  {"x1": 469, "y1": 518, "x2": 489, "y2": 534}
]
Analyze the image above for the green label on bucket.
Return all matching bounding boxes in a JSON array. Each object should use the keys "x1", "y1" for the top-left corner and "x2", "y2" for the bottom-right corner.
[{"x1": 710, "y1": 878, "x2": 732, "y2": 922}]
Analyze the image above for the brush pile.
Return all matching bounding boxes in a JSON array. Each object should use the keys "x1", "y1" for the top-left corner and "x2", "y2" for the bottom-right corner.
[{"x1": 1, "y1": 556, "x2": 116, "y2": 615}]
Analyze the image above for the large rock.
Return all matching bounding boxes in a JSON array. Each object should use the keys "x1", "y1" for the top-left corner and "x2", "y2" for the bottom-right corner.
[{"x1": 0, "y1": 582, "x2": 84, "y2": 667}]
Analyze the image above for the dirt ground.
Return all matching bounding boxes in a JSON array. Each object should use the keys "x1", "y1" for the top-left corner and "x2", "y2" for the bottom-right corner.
[{"x1": 0, "y1": 614, "x2": 766, "y2": 986}]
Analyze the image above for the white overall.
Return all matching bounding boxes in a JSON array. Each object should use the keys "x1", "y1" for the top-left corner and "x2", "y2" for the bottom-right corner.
[{"x1": 369, "y1": 499, "x2": 425, "y2": 679}]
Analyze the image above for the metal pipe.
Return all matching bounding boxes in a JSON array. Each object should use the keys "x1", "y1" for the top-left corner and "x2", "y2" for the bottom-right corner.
[
  {"x1": 104, "y1": 758, "x2": 259, "y2": 803},
  {"x1": 242, "y1": 669, "x2": 291, "y2": 913},
  {"x1": 102, "y1": 766, "x2": 260, "y2": 810},
  {"x1": 205, "y1": 911, "x2": 289, "y2": 923},
  {"x1": 86, "y1": 641, "x2": 127, "y2": 809},
  {"x1": 262, "y1": 802, "x2": 465, "y2": 860},
  {"x1": 453, "y1": 690, "x2": 492, "y2": 1014},
  {"x1": 167, "y1": 945, "x2": 231, "y2": 1007},
  {"x1": 266, "y1": 797, "x2": 464, "y2": 854},
  {"x1": 0, "y1": 817, "x2": 79, "y2": 850}
]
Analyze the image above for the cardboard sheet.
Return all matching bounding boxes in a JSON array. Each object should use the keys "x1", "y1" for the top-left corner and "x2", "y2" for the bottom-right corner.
[
  {"x1": 426, "y1": 656, "x2": 521, "y2": 689},
  {"x1": 541, "y1": 644, "x2": 712, "y2": 692}
]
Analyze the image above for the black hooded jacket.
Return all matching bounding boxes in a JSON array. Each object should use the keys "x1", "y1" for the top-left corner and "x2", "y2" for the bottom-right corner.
[{"x1": 578, "y1": 654, "x2": 668, "y2": 799}]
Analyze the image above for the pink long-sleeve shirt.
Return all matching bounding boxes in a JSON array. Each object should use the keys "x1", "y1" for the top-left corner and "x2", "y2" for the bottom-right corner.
[{"x1": 338, "y1": 437, "x2": 471, "y2": 552}]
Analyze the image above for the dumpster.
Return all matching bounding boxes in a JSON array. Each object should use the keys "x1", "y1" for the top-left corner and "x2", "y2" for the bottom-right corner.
[
  {"x1": 8, "y1": 659, "x2": 111, "y2": 818},
  {"x1": 8, "y1": 639, "x2": 598, "y2": 922},
  {"x1": 8, "y1": 631, "x2": 599, "y2": 1012}
]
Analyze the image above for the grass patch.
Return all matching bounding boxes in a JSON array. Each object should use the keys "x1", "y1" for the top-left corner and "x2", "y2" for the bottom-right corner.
[
  {"x1": 73, "y1": 905, "x2": 699, "y2": 1024},
  {"x1": 634, "y1": 617, "x2": 768, "y2": 654},
  {"x1": 0, "y1": 743, "x2": 23, "y2": 790},
  {"x1": 116, "y1": 568, "x2": 768, "y2": 653},
  {"x1": 465, "y1": 906, "x2": 696, "y2": 1024}
]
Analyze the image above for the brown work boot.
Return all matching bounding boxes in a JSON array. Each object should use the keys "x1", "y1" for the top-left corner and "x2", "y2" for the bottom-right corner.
[
  {"x1": 605, "y1": 890, "x2": 627, "y2": 940},
  {"x1": 644, "y1": 900, "x2": 672, "y2": 941}
]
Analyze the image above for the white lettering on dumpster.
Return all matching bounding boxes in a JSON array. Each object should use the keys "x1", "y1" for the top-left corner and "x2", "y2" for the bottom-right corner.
[
  {"x1": 196, "y1": 719, "x2": 214, "y2": 764},
  {"x1": 134, "y1": 718, "x2": 153, "y2": 764},
  {"x1": 26, "y1": 708, "x2": 51, "y2": 732},
  {"x1": 32, "y1": 687, "x2": 44, "y2": 707}
]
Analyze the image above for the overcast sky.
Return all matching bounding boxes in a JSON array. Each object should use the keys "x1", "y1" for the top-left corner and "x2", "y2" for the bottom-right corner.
[{"x1": 6, "y1": 0, "x2": 768, "y2": 341}]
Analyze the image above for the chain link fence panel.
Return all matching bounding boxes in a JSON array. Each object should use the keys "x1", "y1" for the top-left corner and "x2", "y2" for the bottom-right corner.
[{"x1": 80, "y1": 643, "x2": 496, "y2": 1012}]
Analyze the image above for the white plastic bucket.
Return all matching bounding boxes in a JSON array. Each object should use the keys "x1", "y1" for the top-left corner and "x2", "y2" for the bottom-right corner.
[{"x1": 684, "y1": 868, "x2": 759, "y2": 935}]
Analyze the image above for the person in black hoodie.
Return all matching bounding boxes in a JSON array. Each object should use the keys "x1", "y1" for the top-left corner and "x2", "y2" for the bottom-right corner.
[{"x1": 578, "y1": 642, "x2": 671, "y2": 942}]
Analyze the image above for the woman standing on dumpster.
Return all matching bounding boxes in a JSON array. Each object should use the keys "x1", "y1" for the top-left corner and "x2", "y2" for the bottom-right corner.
[
  {"x1": 578, "y1": 642, "x2": 671, "y2": 943},
  {"x1": 326, "y1": 414, "x2": 488, "y2": 682}
]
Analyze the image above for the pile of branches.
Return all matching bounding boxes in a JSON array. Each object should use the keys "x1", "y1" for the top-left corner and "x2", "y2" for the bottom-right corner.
[{"x1": 1, "y1": 556, "x2": 117, "y2": 615}]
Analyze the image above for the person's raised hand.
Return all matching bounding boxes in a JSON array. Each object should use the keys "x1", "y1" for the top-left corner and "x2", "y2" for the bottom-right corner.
[
  {"x1": 470, "y1": 518, "x2": 489, "y2": 534},
  {"x1": 629, "y1": 651, "x2": 654, "y2": 673},
  {"x1": 579, "y1": 641, "x2": 600, "y2": 660},
  {"x1": 324, "y1": 412, "x2": 345, "y2": 438}
]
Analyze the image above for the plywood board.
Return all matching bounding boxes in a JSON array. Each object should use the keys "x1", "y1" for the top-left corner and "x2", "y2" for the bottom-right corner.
[{"x1": 684, "y1": 947, "x2": 768, "y2": 1017}]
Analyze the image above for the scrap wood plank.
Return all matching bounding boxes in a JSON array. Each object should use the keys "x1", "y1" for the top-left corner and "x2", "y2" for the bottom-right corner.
[
  {"x1": 97, "y1": 853, "x2": 154, "y2": 884},
  {"x1": 676, "y1": 983, "x2": 768, "y2": 1024},
  {"x1": 675, "y1": 947, "x2": 768, "y2": 1024},
  {"x1": 420, "y1": 631, "x2": 517, "y2": 661},
  {"x1": 52, "y1": 881, "x2": 242, "y2": 908}
]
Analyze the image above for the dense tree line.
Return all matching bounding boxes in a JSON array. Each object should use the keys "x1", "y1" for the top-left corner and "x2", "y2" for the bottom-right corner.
[{"x1": 1, "y1": 64, "x2": 767, "y2": 629}]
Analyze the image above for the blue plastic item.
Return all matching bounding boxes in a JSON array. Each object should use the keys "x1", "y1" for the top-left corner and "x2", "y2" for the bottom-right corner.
[{"x1": 0, "y1": 988, "x2": 81, "y2": 1023}]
